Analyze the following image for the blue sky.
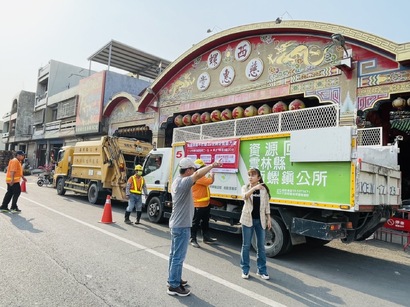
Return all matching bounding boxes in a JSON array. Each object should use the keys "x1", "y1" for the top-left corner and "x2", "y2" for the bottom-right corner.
[{"x1": 1, "y1": 0, "x2": 409, "y2": 117}]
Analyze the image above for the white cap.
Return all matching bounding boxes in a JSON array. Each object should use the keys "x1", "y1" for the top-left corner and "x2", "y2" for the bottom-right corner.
[{"x1": 179, "y1": 157, "x2": 196, "y2": 169}]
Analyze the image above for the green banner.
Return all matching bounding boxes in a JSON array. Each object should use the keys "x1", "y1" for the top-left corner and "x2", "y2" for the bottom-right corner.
[{"x1": 241, "y1": 137, "x2": 352, "y2": 205}]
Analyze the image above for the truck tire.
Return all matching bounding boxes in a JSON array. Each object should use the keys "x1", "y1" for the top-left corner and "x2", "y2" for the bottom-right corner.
[
  {"x1": 56, "y1": 178, "x2": 66, "y2": 195},
  {"x1": 252, "y1": 216, "x2": 292, "y2": 258},
  {"x1": 88, "y1": 183, "x2": 100, "y2": 204},
  {"x1": 147, "y1": 196, "x2": 164, "y2": 223}
]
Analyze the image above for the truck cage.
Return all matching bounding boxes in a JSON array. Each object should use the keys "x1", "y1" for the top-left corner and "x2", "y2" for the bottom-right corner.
[{"x1": 173, "y1": 104, "x2": 382, "y2": 147}]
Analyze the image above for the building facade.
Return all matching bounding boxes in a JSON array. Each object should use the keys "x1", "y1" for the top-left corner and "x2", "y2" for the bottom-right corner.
[
  {"x1": 137, "y1": 20, "x2": 410, "y2": 200},
  {"x1": 2, "y1": 90, "x2": 35, "y2": 154},
  {"x1": 3, "y1": 21, "x2": 410, "y2": 201},
  {"x1": 2, "y1": 54, "x2": 162, "y2": 168}
]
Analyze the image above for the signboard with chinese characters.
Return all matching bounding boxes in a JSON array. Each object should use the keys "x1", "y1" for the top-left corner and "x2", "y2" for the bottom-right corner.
[
  {"x1": 240, "y1": 136, "x2": 352, "y2": 205},
  {"x1": 76, "y1": 71, "x2": 105, "y2": 134},
  {"x1": 185, "y1": 138, "x2": 240, "y2": 173},
  {"x1": 384, "y1": 210, "x2": 410, "y2": 232},
  {"x1": 384, "y1": 217, "x2": 410, "y2": 232},
  {"x1": 219, "y1": 66, "x2": 235, "y2": 87}
]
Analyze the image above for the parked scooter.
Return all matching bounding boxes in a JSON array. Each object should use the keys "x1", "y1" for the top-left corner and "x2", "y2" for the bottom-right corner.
[{"x1": 37, "y1": 171, "x2": 54, "y2": 187}]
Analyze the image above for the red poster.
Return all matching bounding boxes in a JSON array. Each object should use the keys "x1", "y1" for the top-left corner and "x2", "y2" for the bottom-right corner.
[
  {"x1": 185, "y1": 138, "x2": 240, "y2": 173},
  {"x1": 384, "y1": 217, "x2": 410, "y2": 232}
]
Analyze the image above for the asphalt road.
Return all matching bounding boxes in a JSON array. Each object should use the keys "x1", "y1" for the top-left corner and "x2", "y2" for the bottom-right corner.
[{"x1": 0, "y1": 173, "x2": 409, "y2": 307}]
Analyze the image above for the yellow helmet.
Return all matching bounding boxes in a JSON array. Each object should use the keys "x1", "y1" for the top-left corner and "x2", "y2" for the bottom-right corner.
[
  {"x1": 194, "y1": 159, "x2": 205, "y2": 168},
  {"x1": 135, "y1": 164, "x2": 143, "y2": 171}
]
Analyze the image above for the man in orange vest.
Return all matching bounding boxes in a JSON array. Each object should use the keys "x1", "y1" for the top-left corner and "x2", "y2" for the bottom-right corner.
[
  {"x1": 190, "y1": 159, "x2": 217, "y2": 248},
  {"x1": 124, "y1": 164, "x2": 148, "y2": 224},
  {"x1": 1, "y1": 151, "x2": 27, "y2": 213}
]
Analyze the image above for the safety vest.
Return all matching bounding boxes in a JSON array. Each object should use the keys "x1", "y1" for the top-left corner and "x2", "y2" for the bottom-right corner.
[
  {"x1": 130, "y1": 176, "x2": 144, "y2": 194},
  {"x1": 192, "y1": 176, "x2": 213, "y2": 207},
  {"x1": 6, "y1": 158, "x2": 23, "y2": 184}
]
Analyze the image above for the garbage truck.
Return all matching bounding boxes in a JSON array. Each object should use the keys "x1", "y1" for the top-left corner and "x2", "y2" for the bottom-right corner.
[
  {"x1": 142, "y1": 104, "x2": 402, "y2": 257},
  {"x1": 53, "y1": 136, "x2": 153, "y2": 204}
]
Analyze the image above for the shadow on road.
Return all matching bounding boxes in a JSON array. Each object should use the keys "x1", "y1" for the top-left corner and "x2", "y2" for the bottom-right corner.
[{"x1": 8, "y1": 214, "x2": 43, "y2": 233}]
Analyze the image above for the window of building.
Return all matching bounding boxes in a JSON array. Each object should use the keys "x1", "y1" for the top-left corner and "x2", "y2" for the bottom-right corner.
[{"x1": 57, "y1": 98, "x2": 76, "y2": 119}]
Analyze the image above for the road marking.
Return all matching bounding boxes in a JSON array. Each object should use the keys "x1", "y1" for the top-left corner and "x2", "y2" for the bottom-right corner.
[{"x1": 21, "y1": 195, "x2": 286, "y2": 307}]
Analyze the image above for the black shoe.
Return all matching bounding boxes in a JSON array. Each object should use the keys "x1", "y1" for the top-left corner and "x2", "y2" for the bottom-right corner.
[
  {"x1": 135, "y1": 220, "x2": 140, "y2": 224},
  {"x1": 0, "y1": 207, "x2": 10, "y2": 213},
  {"x1": 167, "y1": 285, "x2": 191, "y2": 297},
  {"x1": 124, "y1": 219, "x2": 132, "y2": 224},
  {"x1": 203, "y1": 236, "x2": 217, "y2": 243},
  {"x1": 10, "y1": 208, "x2": 21, "y2": 214},
  {"x1": 167, "y1": 279, "x2": 188, "y2": 287},
  {"x1": 190, "y1": 239, "x2": 200, "y2": 248}
]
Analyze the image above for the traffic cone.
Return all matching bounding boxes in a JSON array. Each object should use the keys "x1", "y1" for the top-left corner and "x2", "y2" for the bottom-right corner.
[
  {"x1": 99, "y1": 195, "x2": 115, "y2": 224},
  {"x1": 20, "y1": 180, "x2": 27, "y2": 193}
]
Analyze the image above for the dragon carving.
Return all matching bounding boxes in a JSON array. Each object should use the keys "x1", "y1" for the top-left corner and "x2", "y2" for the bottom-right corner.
[
  {"x1": 267, "y1": 41, "x2": 335, "y2": 68},
  {"x1": 168, "y1": 72, "x2": 196, "y2": 96}
]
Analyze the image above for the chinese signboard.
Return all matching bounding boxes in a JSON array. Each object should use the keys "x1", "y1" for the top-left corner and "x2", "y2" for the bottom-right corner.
[
  {"x1": 76, "y1": 71, "x2": 105, "y2": 134},
  {"x1": 384, "y1": 210, "x2": 410, "y2": 232},
  {"x1": 185, "y1": 138, "x2": 240, "y2": 173},
  {"x1": 240, "y1": 137, "x2": 352, "y2": 205}
]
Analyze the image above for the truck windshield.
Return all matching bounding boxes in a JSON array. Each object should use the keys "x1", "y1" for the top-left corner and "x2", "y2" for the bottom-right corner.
[
  {"x1": 57, "y1": 150, "x2": 65, "y2": 163},
  {"x1": 143, "y1": 155, "x2": 163, "y2": 175}
]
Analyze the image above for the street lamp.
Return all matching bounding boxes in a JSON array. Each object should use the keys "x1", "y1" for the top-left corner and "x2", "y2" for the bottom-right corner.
[
  {"x1": 331, "y1": 33, "x2": 349, "y2": 58},
  {"x1": 146, "y1": 88, "x2": 159, "y2": 108}
]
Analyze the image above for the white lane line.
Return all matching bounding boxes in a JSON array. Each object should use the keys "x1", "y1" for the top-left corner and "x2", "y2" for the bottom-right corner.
[{"x1": 21, "y1": 195, "x2": 286, "y2": 307}]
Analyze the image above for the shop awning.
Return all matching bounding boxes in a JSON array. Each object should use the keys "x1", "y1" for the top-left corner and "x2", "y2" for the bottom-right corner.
[{"x1": 88, "y1": 40, "x2": 171, "y2": 80}]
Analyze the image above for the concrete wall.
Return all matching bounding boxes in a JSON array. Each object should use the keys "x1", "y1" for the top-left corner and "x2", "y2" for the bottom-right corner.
[
  {"x1": 47, "y1": 60, "x2": 95, "y2": 96},
  {"x1": 15, "y1": 91, "x2": 35, "y2": 141},
  {"x1": 104, "y1": 70, "x2": 150, "y2": 109}
]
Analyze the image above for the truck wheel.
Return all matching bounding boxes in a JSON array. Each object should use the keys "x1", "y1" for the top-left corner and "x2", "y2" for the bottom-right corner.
[
  {"x1": 88, "y1": 183, "x2": 100, "y2": 204},
  {"x1": 56, "y1": 178, "x2": 66, "y2": 195},
  {"x1": 147, "y1": 196, "x2": 164, "y2": 223},
  {"x1": 252, "y1": 216, "x2": 292, "y2": 258}
]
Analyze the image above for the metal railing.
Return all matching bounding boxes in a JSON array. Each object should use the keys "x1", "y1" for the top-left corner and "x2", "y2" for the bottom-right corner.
[
  {"x1": 44, "y1": 120, "x2": 76, "y2": 132},
  {"x1": 357, "y1": 127, "x2": 382, "y2": 146},
  {"x1": 173, "y1": 104, "x2": 339, "y2": 143}
]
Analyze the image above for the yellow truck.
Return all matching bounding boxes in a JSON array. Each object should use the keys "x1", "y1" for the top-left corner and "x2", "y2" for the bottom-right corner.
[{"x1": 53, "y1": 136, "x2": 152, "y2": 204}]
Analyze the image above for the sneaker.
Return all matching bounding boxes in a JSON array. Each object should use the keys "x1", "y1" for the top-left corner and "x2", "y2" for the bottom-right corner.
[
  {"x1": 241, "y1": 272, "x2": 249, "y2": 279},
  {"x1": 167, "y1": 285, "x2": 191, "y2": 297},
  {"x1": 124, "y1": 219, "x2": 132, "y2": 224},
  {"x1": 10, "y1": 208, "x2": 21, "y2": 214},
  {"x1": 135, "y1": 220, "x2": 140, "y2": 225},
  {"x1": 0, "y1": 208, "x2": 10, "y2": 213},
  {"x1": 256, "y1": 272, "x2": 270, "y2": 280},
  {"x1": 167, "y1": 279, "x2": 188, "y2": 287},
  {"x1": 203, "y1": 236, "x2": 217, "y2": 243},
  {"x1": 190, "y1": 239, "x2": 200, "y2": 248}
]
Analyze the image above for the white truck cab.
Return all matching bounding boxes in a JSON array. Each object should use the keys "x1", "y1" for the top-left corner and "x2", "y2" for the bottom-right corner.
[{"x1": 142, "y1": 148, "x2": 173, "y2": 222}]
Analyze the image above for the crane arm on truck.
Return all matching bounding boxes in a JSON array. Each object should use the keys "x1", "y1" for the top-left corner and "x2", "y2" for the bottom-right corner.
[{"x1": 102, "y1": 145, "x2": 126, "y2": 184}]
